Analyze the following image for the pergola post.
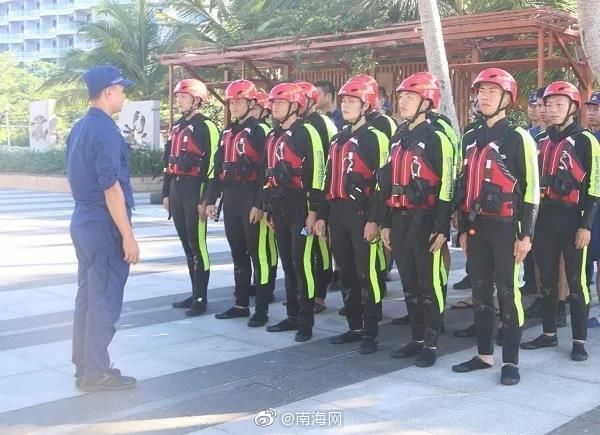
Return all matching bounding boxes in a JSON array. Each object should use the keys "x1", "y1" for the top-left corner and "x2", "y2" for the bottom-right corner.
[
  {"x1": 537, "y1": 29, "x2": 545, "y2": 87},
  {"x1": 224, "y1": 68, "x2": 231, "y2": 126},
  {"x1": 168, "y1": 65, "x2": 173, "y2": 132}
]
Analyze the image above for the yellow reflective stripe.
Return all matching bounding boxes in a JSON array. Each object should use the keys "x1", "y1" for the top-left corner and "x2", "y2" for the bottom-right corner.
[
  {"x1": 369, "y1": 243, "x2": 382, "y2": 303},
  {"x1": 320, "y1": 114, "x2": 338, "y2": 141},
  {"x1": 318, "y1": 237, "x2": 331, "y2": 270},
  {"x1": 257, "y1": 219, "x2": 270, "y2": 285},
  {"x1": 268, "y1": 225, "x2": 278, "y2": 267},
  {"x1": 384, "y1": 114, "x2": 397, "y2": 136},
  {"x1": 304, "y1": 235, "x2": 315, "y2": 299},
  {"x1": 433, "y1": 249, "x2": 444, "y2": 313},
  {"x1": 368, "y1": 126, "x2": 390, "y2": 167},
  {"x1": 377, "y1": 242, "x2": 386, "y2": 272},
  {"x1": 197, "y1": 182, "x2": 210, "y2": 271},
  {"x1": 258, "y1": 122, "x2": 271, "y2": 137},
  {"x1": 303, "y1": 123, "x2": 325, "y2": 191},
  {"x1": 436, "y1": 118, "x2": 458, "y2": 148},
  {"x1": 581, "y1": 246, "x2": 590, "y2": 305},
  {"x1": 582, "y1": 131, "x2": 600, "y2": 198},
  {"x1": 516, "y1": 127, "x2": 540, "y2": 205},
  {"x1": 440, "y1": 258, "x2": 448, "y2": 286},
  {"x1": 435, "y1": 131, "x2": 454, "y2": 201},
  {"x1": 204, "y1": 119, "x2": 220, "y2": 179},
  {"x1": 514, "y1": 259, "x2": 524, "y2": 327}
]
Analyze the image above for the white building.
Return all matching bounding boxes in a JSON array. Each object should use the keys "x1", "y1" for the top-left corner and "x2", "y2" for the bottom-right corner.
[{"x1": 0, "y1": 0, "x2": 130, "y2": 64}]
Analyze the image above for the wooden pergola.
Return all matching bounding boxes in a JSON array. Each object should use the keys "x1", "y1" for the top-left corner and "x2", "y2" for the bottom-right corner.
[{"x1": 160, "y1": 7, "x2": 593, "y2": 129}]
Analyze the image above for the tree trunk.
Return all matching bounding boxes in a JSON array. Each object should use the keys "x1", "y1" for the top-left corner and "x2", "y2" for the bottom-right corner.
[
  {"x1": 417, "y1": 0, "x2": 460, "y2": 132},
  {"x1": 577, "y1": 0, "x2": 600, "y2": 80}
]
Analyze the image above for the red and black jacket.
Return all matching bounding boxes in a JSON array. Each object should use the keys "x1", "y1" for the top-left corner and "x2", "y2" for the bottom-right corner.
[
  {"x1": 456, "y1": 119, "x2": 539, "y2": 238},
  {"x1": 317, "y1": 123, "x2": 382, "y2": 222},
  {"x1": 538, "y1": 123, "x2": 600, "y2": 230},
  {"x1": 263, "y1": 119, "x2": 324, "y2": 212},
  {"x1": 162, "y1": 113, "x2": 214, "y2": 200},
  {"x1": 379, "y1": 121, "x2": 452, "y2": 236},
  {"x1": 205, "y1": 117, "x2": 266, "y2": 206}
]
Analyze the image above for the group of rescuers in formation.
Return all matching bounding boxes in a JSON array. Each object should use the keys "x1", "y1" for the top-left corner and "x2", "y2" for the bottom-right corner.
[{"x1": 161, "y1": 67, "x2": 600, "y2": 387}]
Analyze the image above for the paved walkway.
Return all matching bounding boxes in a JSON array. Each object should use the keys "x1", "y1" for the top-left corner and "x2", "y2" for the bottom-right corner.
[{"x1": 0, "y1": 189, "x2": 598, "y2": 434}]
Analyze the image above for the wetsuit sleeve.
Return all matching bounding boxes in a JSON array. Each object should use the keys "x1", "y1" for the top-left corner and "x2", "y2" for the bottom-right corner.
[
  {"x1": 251, "y1": 125, "x2": 267, "y2": 209},
  {"x1": 579, "y1": 131, "x2": 600, "y2": 230},
  {"x1": 456, "y1": 132, "x2": 472, "y2": 234},
  {"x1": 193, "y1": 118, "x2": 220, "y2": 203},
  {"x1": 367, "y1": 129, "x2": 390, "y2": 224},
  {"x1": 317, "y1": 159, "x2": 331, "y2": 222},
  {"x1": 204, "y1": 137, "x2": 224, "y2": 206},
  {"x1": 430, "y1": 131, "x2": 454, "y2": 236},
  {"x1": 161, "y1": 137, "x2": 172, "y2": 199},
  {"x1": 514, "y1": 128, "x2": 540, "y2": 239},
  {"x1": 301, "y1": 124, "x2": 326, "y2": 212}
]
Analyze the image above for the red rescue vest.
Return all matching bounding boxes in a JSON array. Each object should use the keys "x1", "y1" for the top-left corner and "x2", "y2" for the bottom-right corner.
[
  {"x1": 462, "y1": 141, "x2": 517, "y2": 220},
  {"x1": 539, "y1": 135, "x2": 585, "y2": 206},
  {"x1": 326, "y1": 137, "x2": 375, "y2": 201},
  {"x1": 386, "y1": 140, "x2": 439, "y2": 209},
  {"x1": 219, "y1": 126, "x2": 260, "y2": 183},
  {"x1": 265, "y1": 130, "x2": 304, "y2": 189},
  {"x1": 167, "y1": 122, "x2": 205, "y2": 177}
]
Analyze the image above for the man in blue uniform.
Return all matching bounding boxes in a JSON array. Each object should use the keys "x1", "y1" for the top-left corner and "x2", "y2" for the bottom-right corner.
[{"x1": 67, "y1": 65, "x2": 139, "y2": 392}]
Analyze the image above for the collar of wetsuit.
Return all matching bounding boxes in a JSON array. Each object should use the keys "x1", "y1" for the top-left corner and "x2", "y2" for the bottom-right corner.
[
  {"x1": 400, "y1": 120, "x2": 429, "y2": 149},
  {"x1": 547, "y1": 122, "x2": 582, "y2": 143},
  {"x1": 305, "y1": 111, "x2": 321, "y2": 125},
  {"x1": 475, "y1": 117, "x2": 510, "y2": 148},
  {"x1": 231, "y1": 116, "x2": 258, "y2": 132}
]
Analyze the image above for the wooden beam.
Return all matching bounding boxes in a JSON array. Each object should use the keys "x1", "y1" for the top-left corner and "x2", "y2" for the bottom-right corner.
[
  {"x1": 224, "y1": 68, "x2": 230, "y2": 126},
  {"x1": 537, "y1": 29, "x2": 545, "y2": 87},
  {"x1": 451, "y1": 57, "x2": 572, "y2": 72},
  {"x1": 182, "y1": 64, "x2": 225, "y2": 105},
  {"x1": 553, "y1": 33, "x2": 587, "y2": 89},
  {"x1": 168, "y1": 64, "x2": 173, "y2": 133},
  {"x1": 243, "y1": 59, "x2": 274, "y2": 87}
]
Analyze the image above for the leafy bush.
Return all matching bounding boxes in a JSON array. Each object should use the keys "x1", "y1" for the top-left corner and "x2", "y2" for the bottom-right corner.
[{"x1": 0, "y1": 147, "x2": 163, "y2": 177}]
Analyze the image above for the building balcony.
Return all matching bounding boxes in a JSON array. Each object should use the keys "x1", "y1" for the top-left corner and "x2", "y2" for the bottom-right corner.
[
  {"x1": 6, "y1": 33, "x2": 24, "y2": 43},
  {"x1": 0, "y1": 15, "x2": 7, "y2": 25}
]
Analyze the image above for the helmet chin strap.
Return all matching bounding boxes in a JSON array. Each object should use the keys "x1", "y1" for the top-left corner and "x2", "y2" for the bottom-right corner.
[
  {"x1": 181, "y1": 96, "x2": 201, "y2": 118},
  {"x1": 555, "y1": 101, "x2": 576, "y2": 129},
  {"x1": 407, "y1": 97, "x2": 427, "y2": 124},
  {"x1": 349, "y1": 102, "x2": 366, "y2": 126},
  {"x1": 233, "y1": 100, "x2": 255, "y2": 123},
  {"x1": 280, "y1": 102, "x2": 298, "y2": 126}
]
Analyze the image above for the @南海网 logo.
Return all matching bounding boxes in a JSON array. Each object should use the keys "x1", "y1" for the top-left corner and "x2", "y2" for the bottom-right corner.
[{"x1": 254, "y1": 408, "x2": 277, "y2": 427}]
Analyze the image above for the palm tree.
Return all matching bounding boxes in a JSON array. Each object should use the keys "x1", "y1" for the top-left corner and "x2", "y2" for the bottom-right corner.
[
  {"x1": 577, "y1": 0, "x2": 600, "y2": 81},
  {"x1": 417, "y1": 0, "x2": 460, "y2": 131},
  {"x1": 44, "y1": 0, "x2": 189, "y2": 104}
]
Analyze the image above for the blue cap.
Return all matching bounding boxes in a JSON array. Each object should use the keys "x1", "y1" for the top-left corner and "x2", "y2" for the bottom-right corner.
[
  {"x1": 585, "y1": 91, "x2": 600, "y2": 106},
  {"x1": 83, "y1": 66, "x2": 135, "y2": 97},
  {"x1": 528, "y1": 90, "x2": 538, "y2": 104}
]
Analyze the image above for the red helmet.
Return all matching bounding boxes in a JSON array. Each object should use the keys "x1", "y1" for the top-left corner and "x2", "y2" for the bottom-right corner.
[
  {"x1": 295, "y1": 81, "x2": 320, "y2": 103},
  {"x1": 268, "y1": 83, "x2": 306, "y2": 109},
  {"x1": 225, "y1": 79, "x2": 257, "y2": 101},
  {"x1": 472, "y1": 68, "x2": 517, "y2": 104},
  {"x1": 396, "y1": 72, "x2": 441, "y2": 109},
  {"x1": 346, "y1": 74, "x2": 378, "y2": 108},
  {"x1": 174, "y1": 79, "x2": 209, "y2": 101},
  {"x1": 543, "y1": 81, "x2": 581, "y2": 107},
  {"x1": 255, "y1": 91, "x2": 269, "y2": 109},
  {"x1": 338, "y1": 80, "x2": 375, "y2": 109}
]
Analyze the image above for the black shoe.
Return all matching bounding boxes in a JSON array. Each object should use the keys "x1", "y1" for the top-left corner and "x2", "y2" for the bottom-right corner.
[
  {"x1": 391, "y1": 314, "x2": 411, "y2": 325},
  {"x1": 330, "y1": 330, "x2": 363, "y2": 344},
  {"x1": 215, "y1": 306, "x2": 250, "y2": 319},
  {"x1": 571, "y1": 342, "x2": 588, "y2": 361},
  {"x1": 78, "y1": 370, "x2": 136, "y2": 392},
  {"x1": 501, "y1": 364, "x2": 520, "y2": 386},
  {"x1": 453, "y1": 275, "x2": 471, "y2": 290},
  {"x1": 248, "y1": 285, "x2": 257, "y2": 296},
  {"x1": 185, "y1": 300, "x2": 207, "y2": 317},
  {"x1": 452, "y1": 356, "x2": 492, "y2": 373},
  {"x1": 520, "y1": 333, "x2": 558, "y2": 350},
  {"x1": 359, "y1": 336, "x2": 378, "y2": 354},
  {"x1": 519, "y1": 283, "x2": 537, "y2": 295},
  {"x1": 338, "y1": 306, "x2": 347, "y2": 316},
  {"x1": 172, "y1": 296, "x2": 193, "y2": 309},
  {"x1": 391, "y1": 341, "x2": 423, "y2": 358},
  {"x1": 416, "y1": 347, "x2": 437, "y2": 368},
  {"x1": 454, "y1": 324, "x2": 476, "y2": 338},
  {"x1": 247, "y1": 312, "x2": 268, "y2": 327},
  {"x1": 328, "y1": 271, "x2": 341, "y2": 292},
  {"x1": 295, "y1": 329, "x2": 312, "y2": 342},
  {"x1": 525, "y1": 298, "x2": 543, "y2": 319},
  {"x1": 556, "y1": 302, "x2": 567, "y2": 328},
  {"x1": 495, "y1": 328, "x2": 504, "y2": 346},
  {"x1": 266, "y1": 318, "x2": 297, "y2": 332},
  {"x1": 75, "y1": 367, "x2": 121, "y2": 388}
]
